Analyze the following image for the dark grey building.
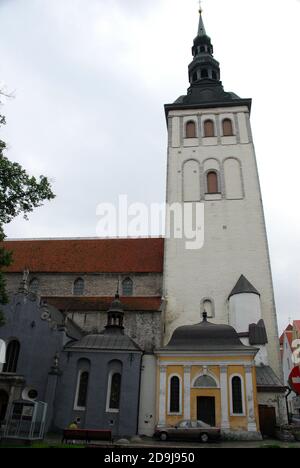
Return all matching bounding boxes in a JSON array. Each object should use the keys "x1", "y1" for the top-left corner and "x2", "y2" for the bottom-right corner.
[{"x1": 0, "y1": 290, "x2": 143, "y2": 438}]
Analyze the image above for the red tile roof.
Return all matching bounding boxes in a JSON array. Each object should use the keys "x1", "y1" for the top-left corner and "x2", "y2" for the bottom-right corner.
[
  {"x1": 294, "y1": 320, "x2": 300, "y2": 334},
  {"x1": 2, "y1": 238, "x2": 164, "y2": 273},
  {"x1": 280, "y1": 324, "x2": 293, "y2": 345},
  {"x1": 43, "y1": 296, "x2": 162, "y2": 312},
  {"x1": 286, "y1": 331, "x2": 293, "y2": 348}
]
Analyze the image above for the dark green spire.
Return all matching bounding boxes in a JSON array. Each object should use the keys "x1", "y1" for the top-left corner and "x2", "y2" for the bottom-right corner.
[
  {"x1": 189, "y1": 8, "x2": 221, "y2": 85},
  {"x1": 197, "y1": 6, "x2": 206, "y2": 36}
]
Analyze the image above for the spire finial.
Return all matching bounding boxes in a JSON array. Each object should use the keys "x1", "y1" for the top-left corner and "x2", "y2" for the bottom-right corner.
[
  {"x1": 197, "y1": 1, "x2": 206, "y2": 36},
  {"x1": 199, "y1": 0, "x2": 203, "y2": 14}
]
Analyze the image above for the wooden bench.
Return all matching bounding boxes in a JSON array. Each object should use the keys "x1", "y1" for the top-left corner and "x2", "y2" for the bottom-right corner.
[{"x1": 62, "y1": 429, "x2": 113, "y2": 444}]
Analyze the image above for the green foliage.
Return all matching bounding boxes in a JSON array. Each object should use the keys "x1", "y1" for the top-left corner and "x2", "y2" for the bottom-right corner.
[{"x1": 0, "y1": 102, "x2": 55, "y2": 325}]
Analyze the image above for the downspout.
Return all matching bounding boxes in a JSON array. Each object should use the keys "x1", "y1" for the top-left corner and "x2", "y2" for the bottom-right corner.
[
  {"x1": 136, "y1": 351, "x2": 144, "y2": 436},
  {"x1": 285, "y1": 386, "x2": 292, "y2": 424}
]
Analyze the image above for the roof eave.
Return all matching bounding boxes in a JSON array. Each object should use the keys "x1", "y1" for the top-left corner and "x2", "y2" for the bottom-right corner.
[{"x1": 164, "y1": 98, "x2": 252, "y2": 123}]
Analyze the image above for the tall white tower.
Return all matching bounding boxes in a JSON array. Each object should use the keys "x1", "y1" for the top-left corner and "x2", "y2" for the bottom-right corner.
[{"x1": 163, "y1": 9, "x2": 282, "y2": 380}]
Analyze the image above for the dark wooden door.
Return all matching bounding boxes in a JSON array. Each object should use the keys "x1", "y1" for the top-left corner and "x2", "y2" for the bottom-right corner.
[
  {"x1": 197, "y1": 397, "x2": 216, "y2": 427},
  {"x1": 0, "y1": 390, "x2": 9, "y2": 422},
  {"x1": 259, "y1": 405, "x2": 276, "y2": 437}
]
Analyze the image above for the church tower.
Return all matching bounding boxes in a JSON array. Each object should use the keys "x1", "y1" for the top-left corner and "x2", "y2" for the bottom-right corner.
[{"x1": 163, "y1": 8, "x2": 282, "y2": 380}]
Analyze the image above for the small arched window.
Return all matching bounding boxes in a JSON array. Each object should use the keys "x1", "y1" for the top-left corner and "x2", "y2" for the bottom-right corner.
[
  {"x1": 109, "y1": 373, "x2": 122, "y2": 411},
  {"x1": 223, "y1": 119, "x2": 234, "y2": 136},
  {"x1": 3, "y1": 340, "x2": 20, "y2": 373},
  {"x1": 232, "y1": 376, "x2": 244, "y2": 414},
  {"x1": 76, "y1": 371, "x2": 89, "y2": 409},
  {"x1": 169, "y1": 376, "x2": 180, "y2": 413},
  {"x1": 29, "y1": 278, "x2": 39, "y2": 295},
  {"x1": 203, "y1": 120, "x2": 215, "y2": 137},
  {"x1": 192, "y1": 72, "x2": 198, "y2": 83},
  {"x1": 202, "y1": 299, "x2": 214, "y2": 318},
  {"x1": 212, "y1": 71, "x2": 217, "y2": 80},
  {"x1": 186, "y1": 121, "x2": 196, "y2": 139},
  {"x1": 200, "y1": 46, "x2": 206, "y2": 53},
  {"x1": 74, "y1": 278, "x2": 84, "y2": 296},
  {"x1": 207, "y1": 171, "x2": 219, "y2": 194},
  {"x1": 122, "y1": 277, "x2": 133, "y2": 296},
  {"x1": 201, "y1": 69, "x2": 209, "y2": 78}
]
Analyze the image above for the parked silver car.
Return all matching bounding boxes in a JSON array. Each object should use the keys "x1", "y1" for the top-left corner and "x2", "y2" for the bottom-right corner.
[{"x1": 154, "y1": 419, "x2": 221, "y2": 443}]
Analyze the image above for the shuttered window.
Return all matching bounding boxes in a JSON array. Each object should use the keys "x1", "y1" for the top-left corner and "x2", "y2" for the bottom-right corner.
[
  {"x1": 223, "y1": 119, "x2": 234, "y2": 136},
  {"x1": 204, "y1": 120, "x2": 215, "y2": 137},
  {"x1": 207, "y1": 171, "x2": 219, "y2": 194},
  {"x1": 186, "y1": 121, "x2": 196, "y2": 138}
]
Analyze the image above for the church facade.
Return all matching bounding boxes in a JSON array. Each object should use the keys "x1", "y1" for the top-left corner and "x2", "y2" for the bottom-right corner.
[{"x1": 0, "y1": 9, "x2": 286, "y2": 440}]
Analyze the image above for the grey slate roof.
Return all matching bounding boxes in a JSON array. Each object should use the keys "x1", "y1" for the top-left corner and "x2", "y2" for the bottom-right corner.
[
  {"x1": 256, "y1": 366, "x2": 285, "y2": 392},
  {"x1": 164, "y1": 319, "x2": 257, "y2": 353},
  {"x1": 229, "y1": 275, "x2": 260, "y2": 299},
  {"x1": 249, "y1": 320, "x2": 268, "y2": 345},
  {"x1": 66, "y1": 332, "x2": 141, "y2": 352}
]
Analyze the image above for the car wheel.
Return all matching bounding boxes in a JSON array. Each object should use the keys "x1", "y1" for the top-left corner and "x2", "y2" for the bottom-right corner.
[
  {"x1": 160, "y1": 432, "x2": 168, "y2": 442},
  {"x1": 200, "y1": 433, "x2": 209, "y2": 443}
]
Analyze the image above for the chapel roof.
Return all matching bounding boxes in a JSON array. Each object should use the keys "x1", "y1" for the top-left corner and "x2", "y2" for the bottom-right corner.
[{"x1": 163, "y1": 314, "x2": 257, "y2": 353}]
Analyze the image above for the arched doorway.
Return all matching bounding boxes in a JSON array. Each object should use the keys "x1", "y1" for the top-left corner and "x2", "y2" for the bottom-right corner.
[{"x1": 0, "y1": 389, "x2": 9, "y2": 422}]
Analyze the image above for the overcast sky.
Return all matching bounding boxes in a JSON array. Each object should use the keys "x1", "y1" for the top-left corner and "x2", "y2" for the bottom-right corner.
[{"x1": 0, "y1": 0, "x2": 299, "y2": 333}]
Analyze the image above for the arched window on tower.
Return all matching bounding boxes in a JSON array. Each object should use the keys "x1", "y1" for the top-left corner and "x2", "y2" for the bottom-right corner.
[
  {"x1": 201, "y1": 69, "x2": 209, "y2": 79},
  {"x1": 231, "y1": 376, "x2": 244, "y2": 415},
  {"x1": 186, "y1": 121, "x2": 197, "y2": 139},
  {"x1": 192, "y1": 72, "x2": 198, "y2": 83},
  {"x1": 73, "y1": 278, "x2": 84, "y2": 296},
  {"x1": 3, "y1": 340, "x2": 20, "y2": 373},
  {"x1": 122, "y1": 277, "x2": 133, "y2": 296},
  {"x1": 206, "y1": 171, "x2": 219, "y2": 194},
  {"x1": 201, "y1": 299, "x2": 215, "y2": 318},
  {"x1": 200, "y1": 46, "x2": 206, "y2": 53},
  {"x1": 222, "y1": 119, "x2": 234, "y2": 136},
  {"x1": 203, "y1": 120, "x2": 215, "y2": 137},
  {"x1": 212, "y1": 70, "x2": 218, "y2": 80},
  {"x1": 169, "y1": 376, "x2": 181, "y2": 414}
]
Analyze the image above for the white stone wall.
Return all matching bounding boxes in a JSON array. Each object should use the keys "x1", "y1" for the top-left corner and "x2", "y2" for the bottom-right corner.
[{"x1": 163, "y1": 105, "x2": 282, "y2": 379}]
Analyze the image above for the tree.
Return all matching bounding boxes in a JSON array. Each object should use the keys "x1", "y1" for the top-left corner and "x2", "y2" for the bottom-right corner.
[{"x1": 0, "y1": 96, "x2": 55, "y2": 325}]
